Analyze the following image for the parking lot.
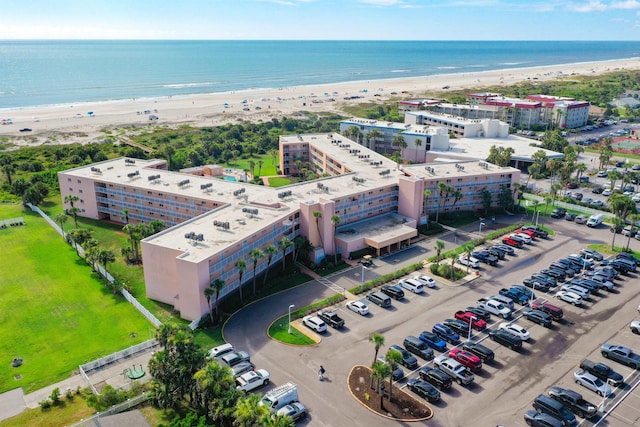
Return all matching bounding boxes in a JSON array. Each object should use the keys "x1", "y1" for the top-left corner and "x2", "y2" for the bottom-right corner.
[{"x1": 224, "y1": 218, "x2": 640, "y2": 427}]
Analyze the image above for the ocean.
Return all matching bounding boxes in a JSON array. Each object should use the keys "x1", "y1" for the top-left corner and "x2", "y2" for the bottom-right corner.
[{"x1": 1, "y1": 40, "x2": 639, "y2": 110}]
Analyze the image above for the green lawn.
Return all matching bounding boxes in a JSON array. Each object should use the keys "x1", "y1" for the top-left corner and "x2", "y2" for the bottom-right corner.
[
  {"x1": 0, "y1": 204, "x2": 152, "y2": 394},
  {"x1": 224, "y1": 153, "x2": 278, "y2": 177},
  {"x1": 268, "y1": 316, "x2": 315, "y2": 345},
  {"x1": 268, "y1": 177, "x2": 291, "y2": 187}
]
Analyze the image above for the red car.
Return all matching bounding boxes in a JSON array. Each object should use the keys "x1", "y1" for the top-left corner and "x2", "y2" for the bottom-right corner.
[
  {"x1": 448, "y1": 349, "x2": 483, "y2": 372},
  {"x1": 502, "y1": 237, "x2": 523, "y2": 248},
  {"x1": 516, "y1": 229, "x2": 536, "y2": 239},
  {"x1": 454, "y1": 310, "x2": 487, "y2": 330}
]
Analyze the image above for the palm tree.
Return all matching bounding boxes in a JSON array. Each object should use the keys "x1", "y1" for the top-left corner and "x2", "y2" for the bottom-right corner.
[
  {"x1": 54, "y1": 213, "x2": 68, "y2": 239},
  {"x1": 204, "y1": 286, "x2": 216, "y2": 325},
  {"x1": 385, "y1": 349, "x2": 403, "y2": 402},
  {"x1": 449, "y1": 252, "x2": 457, "y2": 281},
  {"x1": 248, "y1": 160, "x2": 256, "y2": 177},
  {"x1": 369, "y1": 333, "x2": 385, "y2": 367},
  {"x1": 122, "y1": 208, "x2": 129, "y2": 224},
  {"x1": 249, "y1": 248, "x2": 264, "y2": 296},
  {"x1": 85, "y1": 243, "x2": 100, "y2": 272},
  {"x1": 233, "y1": 393, "x2": 269, "y2": 427},
  {"x1": 313, "y1": 211, "x2": 323, "y2": 249},
  {"x1": 261, "y1": 413, "x2": 295, "y2": 427},
  {"x1": 435, "y1": 182, "x2": 448, "y2": 223},
  {"x1": 262, "y1": 244, "x2": 278, "y2": 287},
  {"x1": 211, "y1": 278, "x2": 225, "y2": 323},
  {"x1": 367, "y1": 129, "x2": 384, "y2": 152},
  {"x1": 331, "y1": 214, "x2": 341, "y2": 265},
  {"x1": 463, "y1": 243, "x2": 474, "y2": 273},
  {"x1": 235, "y1": 260, "x2": 247, "y2": 304},
  {"x1": 370, "y1": 360, "x2": 389, "y2": 392},
  {"x1": 278, "y1": 236, "x2": 293, "y2": 272},
  {"x1": 530, "y1": 200, "x2": 540, "y2": 223},
  {"x1": 64, "y1": 195, "x2": 80, "y2": 228},
  {"x1": 435, "y1": 240, "x2": 445, "y2": 265},
  {"x1": 2, "y1": 164, "x2": 14, "y2": 186},
  {"x1": 164, "y1": 145, "x2": 175, "y2": 170},
  {"x1": 611, "y1": 217, "x2": 625, "y2": 250},
  {"x1": 575, "y1": 163, "x2": 588, "y2": 182},
  {"x1": 414, "y1": 138, "x2": 422, "y2": 162},
  {"x1": 258, "y1": 159, "x2": 264, "y2": 176},
  {"x1": 98, "y1": 249, "x2": 116, "y2": 286},
  {"x1": 423, "y1": 189, "x2": 432, "y2": 224}
]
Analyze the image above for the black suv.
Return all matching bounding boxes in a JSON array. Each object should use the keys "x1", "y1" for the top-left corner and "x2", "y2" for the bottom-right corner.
[
  {"x1": 523, "y1": 278, "x2": 550, "y2": 292},
  {"x1": 462, "y1": 340, "x2": 495, "y2": 362},
  {"x1": 550, "y1": 262, "x2": 577, "y2": 276},
  {"x1": 548, "y1": 386, "x2": 598, "y2": 419},
  {"x1": 418, "y1": 366, "x2": 452, "y2": 390},
  {"x1": 521, "y1": 225, "x2": 549, "y2": 238},
  {"x1": 389, "y1": 344, "x2": 419, "y2": 370},
  {"x1": 472, "y1": 250, "x2": 498, "y2": 266},
  {"x1": 381, "y1": 285, "x2": 405, "y2": 300},
  {"x1": 579, "y1": 359, "x2": 623, "y2": 386},
  {"x1": 550, "y1": 208, "x2": 567, "y2": 218},
  {"x1": 489, "y1": 329, "x2": 522, "y2": 350},
  {"x1": 443, "y1": 318, "x2": 469, "y2": 336},
  {"x1": 523, "y1": 309, "x2": 552, "y2": 328}
]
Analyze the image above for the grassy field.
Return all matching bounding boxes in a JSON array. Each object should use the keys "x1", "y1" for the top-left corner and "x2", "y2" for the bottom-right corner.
[
  {"x1": 268, "y1": 177, "x2": 291, "y2": 187},
  {"x1": 0, "y1": 204, "x2": 152, "y2": 394},
  {"x1": 223, "y1": 153, "x2": 279, "y2": 177},
  {"x1": 0, "y1": 394, "x2": 95, "y2": 427}
]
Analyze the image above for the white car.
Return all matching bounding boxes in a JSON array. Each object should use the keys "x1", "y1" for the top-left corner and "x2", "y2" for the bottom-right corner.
[
  {"x1": 498, "y1": 322, "x2": 530, "y2": 341},
  {"x1": 302, "y1": 315, "x2": 327, "y2": 333},
  {"x1": 574, "y1": 370, "x2": 613, "y2": 397},
  {"x1": 630, "y1": 320, "x2": 640, "y2": 334},
  {"x1": 556, "y1": 290, "x2": 583, "y2": 306},
  {"x1": 413, "y1": 274, "x2": 437, "y2": 288},
  {"x1": 276, "y1": 401, "x2": 307, "y2": 421},
  {"x1": 513, "y1": 233, "x2": 532, "y2": 244},
  {"x1": 633, "y1": 193, "x2": 640, "y2": 203},
  {"x1": 398, "y1": 278, "x2": 424, "y2": 294},
  {"x1": 560, "y1": 284, "x2": 590, "y2": 299},
  {"x1": 508, "y1": 234, "x2": 530, "y2": 245},
  {"x1": 602, "y1": 189, "x2": 613, "y2": 196},
  {"x1": 458, "y1": 256, "x2": 480, "y2": 268},
  {"x1": 346, "y1": 300, "x2": 369, "y2": 316},
  {"x1": 235, "y1": 369, "x2": 270, "y2": 392}
]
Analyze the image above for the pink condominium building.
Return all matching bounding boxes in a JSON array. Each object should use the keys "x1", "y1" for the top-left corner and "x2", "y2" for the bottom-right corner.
[{"x1": 59, "y1": 134, "x2": 519, "y2": 321}]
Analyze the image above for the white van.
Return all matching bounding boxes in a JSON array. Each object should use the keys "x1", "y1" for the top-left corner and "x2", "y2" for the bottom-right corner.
[{"x1": 586, "y1": 214, "x2": 604, "y2": 228}]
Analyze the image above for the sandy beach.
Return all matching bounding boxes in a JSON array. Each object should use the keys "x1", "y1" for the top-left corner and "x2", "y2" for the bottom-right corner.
[{"x1": 1, "y1": 58, "x2": 639, "y2": 148}]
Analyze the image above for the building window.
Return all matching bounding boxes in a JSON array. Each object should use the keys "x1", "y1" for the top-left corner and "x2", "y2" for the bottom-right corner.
[
  {"x1": 69, "y1": 187, "x2": 73, "y2": 191},
  {"x1": 67, "y1": 178, "x2": 71, "y2": 182}
]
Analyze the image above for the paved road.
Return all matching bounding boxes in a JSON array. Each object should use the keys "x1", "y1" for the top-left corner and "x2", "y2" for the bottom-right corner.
[{"x1": 224, "y1": 218, "x2": 640, "y2": 427}]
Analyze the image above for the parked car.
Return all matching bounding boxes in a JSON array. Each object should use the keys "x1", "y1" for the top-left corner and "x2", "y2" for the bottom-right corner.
[
  {"x1": 377, "y1": 356, "x2": 404, "y2": 381},
  {"x1": 565, "y1": 213, "x2": 577, "y2": 221},
  {"x1": 488, "y1": 329, "x2": 522, "y2": 350},
  {"x1": 532, "y1": 300, "x2": 564, "y2": 321},
  {"x1": 591, "y1": 186, "x2": 604, "y2": 194},
  {"x1": 510, "y1": 285, "x2": 536, "y2": 300},
  {"x1": 499, "y1": 287, "x2": 529, "y2": 305},
  {"x1": 560, "y1": 284, "x2": 590, "y2": 299},
  {"x1": 418, "y1": 366, "x2": 452, "y2": 390},
  {"x1": 465, "y1": 306, "x2": 491, "y2": 321},
  {"x1": 575, "y1": 215, "x2": 589, "y2": 224},
  {"x1": 601, "y1": 343, "x2": 640, "y2": 369},
  {"x1": 462, "y1": 340, "x2": 495, "y2": 363},
  {"x1": 443, "y1": 318, "x2": 470, "y2": 336},
  {"x1": 523, "y1": 278, "x2": 550, "y2": 292},
  {"x1": 510, "y1": 233, "x2": 532, "y2": 244},
  {"x1": 448, "y1": 348, "x2": 482, "y2": 372},
  {"x1": 581, "y1": 248, "x2": 604, "y2": 261},
  {"x1": 532, "y1": 394, "x2": 578, "y2": 427},
  {"x1": 236, "y1": 369, "x2": 270, "y2": 393},
  {"x1": 498, "y1": 322, "x2": 530, "y2": 341},
  {"x1": 472, "y1": 250, "x2": 498, "y2": 266},
  {"x1": 454, "y1": 310, "x2": 487, "y2": 330},
  {"x1": 457, "y1": 255, "x2": 480, "y2": 268},
  {"x1": 630, "y1": 320, "x2": 640, "y2": 334},
  {"x1": 492, "y1": 243, "x2": 515, "y2": 255},
  {"x1": 540, "y1": 268, "x2": 565, "y2": 281},
  {"x1": 555, "y1": 290, "x2": 583, "y2": 306},
  {"x1": 404, "y1": 335, "x2": 435, "y2": 360},
  {"x1": 389, "y1": 344, "x2": 419, "y2": 370},
  {"x1": 523, "y1": 410, "x2": 564, "y2": 427},
  {"x1": 550, "y1": 208, "x2": 567, "y2": 218},
  {"x1": 486, "y1": 247, "x2": 506, "y2": 260},
  {"x1": 433, "y1": 322, "x2": 460, "y2": 343},
  {"x1": 502, "y1": 237, "x2": 523, "y2": 248},
  {"x1": 317, "y1": 310, "x2": 345, "y2": 329},
  {"x1": 221, "y1": 351, "x2": 251, "y2": 367},
  {"x1": 398, "y1": 278, "x2": 424, "y2": 294},
  {"x1": 523, "y1": 309, "x2": 553, "y2": 328},
  {"x1": 381, "y1": 284, "x2": 405, "y2": 300},
  {"x1": 407, "y1": 378, "x2": 441, "y2": 402},
  {"x1": 276, "y1": 401, "x2": 307, "y2": 421},
  {"x1": 548, "y1": 386, "x2": 598, "y2": 419},
  {"x1": 302, "y1": 315, "x2": 327, "y2": 333},
  {"x1": 418, "y1": 330, "x2": 447, "y2": 352},
  {"x1": 566, "y1": 182, "x2": 578, "y2": 189},
  {"x1": 616, "y1": 251, "x2": 640, "y2": 265},
  {"x1": 231, "y1": 362, "x2": 255, "y2": 378},
  {"x1": 574, "y1": 370, "x2": 613, "y2": 397},
  {"x1": 412, "y1": 274, "x2": 437, "y2": 288},
  {"x1": 521, "y1": 225, "x2": 549, "y2": 238},
  {"x1": 579, "y1": 359, "x2": 623, "y2": 386},
  {"x1": 346, "y1": 300, "x2": 369, "y2": 316}
]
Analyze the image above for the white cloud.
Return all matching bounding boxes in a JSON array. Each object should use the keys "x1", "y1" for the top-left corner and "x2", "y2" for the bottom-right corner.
[
  {"x1": 567, "y1": 0, "x2": 640, "y2": 12},
  {"x1": 257, "y1": 0, "x2": 315, "y2": 5},
  {"x1": 358, "y1": 0, "x2": 405, "y2": 6}
]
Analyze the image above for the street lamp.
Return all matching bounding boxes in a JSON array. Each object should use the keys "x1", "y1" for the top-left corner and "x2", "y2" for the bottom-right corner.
[
  {"x1": 467, "y1": 316, "x2": 476, "y2": 341},
  {"x1": 479, "y1": 222, "x2": 486, "y2": 233},
  {"x1": 288, "y1": 304, "x2": 295, "y2": 334},
  {"x1": 529, "y1": 281, "x2": 536, "y2": 308},
  {"x1": 361, "y1": 264, "x2": 369, "y2": 285},
  {"x1": 599, "y1": 378, "x2": 614, "y2": 413}
]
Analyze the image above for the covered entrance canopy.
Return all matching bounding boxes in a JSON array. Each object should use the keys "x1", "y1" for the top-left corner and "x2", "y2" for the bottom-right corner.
[{"x1": 336, "y1": 213, "x2": 417, "y2": 257}]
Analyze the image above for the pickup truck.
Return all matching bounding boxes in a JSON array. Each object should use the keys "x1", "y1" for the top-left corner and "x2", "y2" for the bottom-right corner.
[
  {"x1": 434, "y1": 355, "x2": 474, "y2": 386},
  {"x1": 235, "y1": 369, "x2": 270, "y2": 393},
  {"x1": 317, "y1": 310, "x2": 345, "y2": 329},
  {"x1": 477, "y1": 298, "x2": 512, "y2": 319},
  {"x1": 548, "y1": 386, "x2": 598, "y2": 419},
  {"x1": 454, "y1": 310, "x2": 487, "y2": 330},
  {"x1": 601, "y1": 344, "x2": 640, "y2": 369}
]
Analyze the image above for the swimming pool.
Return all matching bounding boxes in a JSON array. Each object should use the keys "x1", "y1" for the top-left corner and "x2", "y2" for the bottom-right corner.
[{"x1": 223, "y1": 176, "x2": 237, "y2": 182}]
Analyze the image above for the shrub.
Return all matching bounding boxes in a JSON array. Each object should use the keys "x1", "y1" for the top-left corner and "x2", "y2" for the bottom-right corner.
[
  {"x1": 349, "y1": 262, "x2": 424, "y2": 295},
  {"x1": 39, "y1": 399, "x2": 52, "y2": 410},
  {"x1": 49, "y1": 387, "x2": 61, "y2": 405},
  {"x1": 429, "y1": 264, "x2": 439, "y2": 274}
]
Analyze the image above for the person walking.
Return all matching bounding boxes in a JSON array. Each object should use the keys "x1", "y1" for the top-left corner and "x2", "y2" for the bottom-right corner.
[{"x1": 319, "y1": 365, "x2": 326, "y2": 381}]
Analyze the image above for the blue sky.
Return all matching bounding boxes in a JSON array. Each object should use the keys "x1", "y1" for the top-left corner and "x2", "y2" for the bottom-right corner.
[{"x1": 1, "y1": 0, "x2": 639, "y2": 40}]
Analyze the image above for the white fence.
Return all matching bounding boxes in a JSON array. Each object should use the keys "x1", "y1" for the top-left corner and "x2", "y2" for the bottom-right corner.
[
  {"x1": 0, "y1": 216, "x2": 24, "y2": 228},
  {"x1": 27, "y1": 204, "x2": 162, "y2": 327},
  {"x1": 80, "y1": 339, "x2": 159, "y2": 374},
  {"x1": 67, "y1": 393, "x2": 150, "y2": 427},
  {"x1": 524, "y1": 194, "x2": 616, "y2": 219}
]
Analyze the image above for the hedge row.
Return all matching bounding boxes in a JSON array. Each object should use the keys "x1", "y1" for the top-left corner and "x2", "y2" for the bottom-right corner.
[
  {"x1": 290, "y1": 293, "x2": 347, "y2": 319},
  {"x1": 349, "y1": 262, "x2": 425, "y2": 295}
]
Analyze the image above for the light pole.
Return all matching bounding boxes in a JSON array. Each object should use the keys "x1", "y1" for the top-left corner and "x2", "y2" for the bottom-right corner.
[
  {"x1": 467, "y1": 316, "x2": 476, "y2": 341},
  {"x1": 361, "y1": 264, "x2": 369, "y2": 285},
  {"x1": 529, "y1": 281, "x2": 536, "y2": 308},
  {"x1": 535, "y1": 210, "x2": 540, "y2": 226},
  {"x1": 599, "y1": 378, "x2": 614, "y2": 413},
  {"x1": 479, "y1": 222, "x2": 486, "y2": 234},
  {"x1": 288, "y1": 304, "x2": 295, "y2": 334}
]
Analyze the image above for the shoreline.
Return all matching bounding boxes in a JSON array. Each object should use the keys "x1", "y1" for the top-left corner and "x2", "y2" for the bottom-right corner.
[{"x1": 1, "y1": 57, "x2": 640, "y2": 148}]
